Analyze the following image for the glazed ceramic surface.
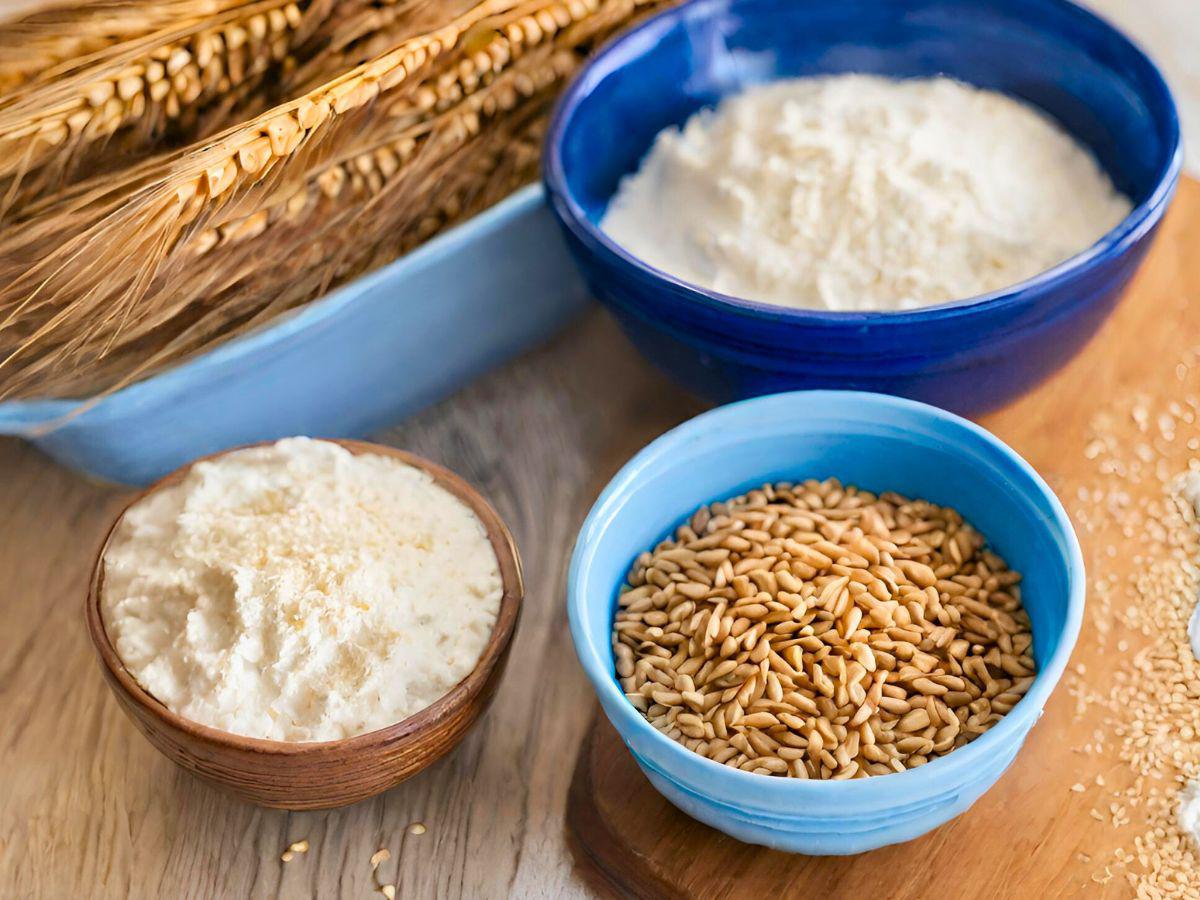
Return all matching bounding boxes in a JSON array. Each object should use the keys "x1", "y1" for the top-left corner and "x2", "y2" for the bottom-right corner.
[
  {"x1": 567, "y1": 391, "x2": 1085, "y2": 854},
  {"x1": 544, "y1": 0, "x2": 1182, "y2": 414},
  {"x1": 0, "y1": 185, "x2": 588, "y2": 486}
]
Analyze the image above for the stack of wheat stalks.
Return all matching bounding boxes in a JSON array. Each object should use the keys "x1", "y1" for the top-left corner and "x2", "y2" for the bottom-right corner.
[{"x1": 0, "y1": 0, "x2": 664, "y2": 401}]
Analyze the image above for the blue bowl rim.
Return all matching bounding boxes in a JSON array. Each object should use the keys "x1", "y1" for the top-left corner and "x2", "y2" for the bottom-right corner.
[
  {"x1": 566, "y1": 389, "x2": 1086, "y2": 803},
  {"x1": 543, "y1": 0, "x2": 1183, "y2": 327}
]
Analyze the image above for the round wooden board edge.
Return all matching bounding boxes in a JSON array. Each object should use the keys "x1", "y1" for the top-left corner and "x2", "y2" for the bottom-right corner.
[{"x1": 567, "y1": 713, "x2": 683, "y2": 900}]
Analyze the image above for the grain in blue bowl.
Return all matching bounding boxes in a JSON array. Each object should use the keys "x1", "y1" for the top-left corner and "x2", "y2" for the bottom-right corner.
[{"x1": 613, "y1": 477, "x2": 1035, "y2": 779}]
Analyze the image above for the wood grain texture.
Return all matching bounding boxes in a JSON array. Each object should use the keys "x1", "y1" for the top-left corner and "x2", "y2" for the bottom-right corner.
[
  {"x1": 86, "y1": 440, "x2": 524, "y2": 811},
  {"x1": 0, "y1": 299, "x2": 702, "y2": 897},
  {"x1": 567, "y1": 178, "x2": 1200, "y2": 899}
]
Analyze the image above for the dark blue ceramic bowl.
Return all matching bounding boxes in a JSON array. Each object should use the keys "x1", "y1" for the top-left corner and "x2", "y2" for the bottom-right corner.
[{"x1": 543, "y1": 0, "x2": 1181, "y2": 414}]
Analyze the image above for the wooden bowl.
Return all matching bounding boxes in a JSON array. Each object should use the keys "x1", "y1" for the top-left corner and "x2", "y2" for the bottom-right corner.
[{"x1": 85, "y1": 439, "x2": 524, "y2": 810}]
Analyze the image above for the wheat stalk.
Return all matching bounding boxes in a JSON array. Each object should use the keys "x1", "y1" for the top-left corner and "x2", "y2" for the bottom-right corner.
[
  {"x1": 0, "y1": 0, "x2": 667, "y2": 401},
  {"x1": 0, "y1": 89, "x2": 554, "y2": 400},
  {"x1": 0, "y1": 1, "x2": 278, "y2": 93},
  {"x1": 0, "y1": 0, "x2": 330, "y2": 217}
]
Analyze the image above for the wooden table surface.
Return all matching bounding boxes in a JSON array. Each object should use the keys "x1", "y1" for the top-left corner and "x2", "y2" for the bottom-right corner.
[
  {"x1": 0, "y1": 298, "x2": 706, "y2": 898},
  {"x1": 3, "y1": 180, "x2": 1196, "y2": 899},
  {"x1": 560, "y1": 177, "x2": 1200, "y2": 899}
]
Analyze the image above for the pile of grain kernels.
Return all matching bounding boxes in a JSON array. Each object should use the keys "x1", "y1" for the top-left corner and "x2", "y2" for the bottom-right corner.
[
  {"x1": 1067, "y1": 377, "x2": 1200, "y2": 896},
  {"x1": 612, "y1": 479, "x2": 1036, "y2": 779}
]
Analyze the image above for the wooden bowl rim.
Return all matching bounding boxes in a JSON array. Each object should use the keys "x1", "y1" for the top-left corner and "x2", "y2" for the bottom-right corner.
[{"x1": 85, "y1": 438, "x2": 524, "y2": 756}]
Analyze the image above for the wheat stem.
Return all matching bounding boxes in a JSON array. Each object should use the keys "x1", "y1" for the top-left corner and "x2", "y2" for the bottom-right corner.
[{"x1": 0, "y1": 0, "x2": 671, "y2": 401}]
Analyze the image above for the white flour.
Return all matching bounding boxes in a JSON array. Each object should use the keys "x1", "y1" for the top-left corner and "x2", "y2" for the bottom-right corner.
[
  {"x1": 1175, "y1": 470, "x2": 1200, "y2": 847},
  {"x1": 1179, "y1": 470, "x2": 1200, "y2": 664},
  {"x1": 601, "y1": 75, "x2": 1132, "y2": 311},
  {"x1": 101, "y1": 438, "x2": 503, "y2": 742},
  {"x1": 1181, "y1": 779, "x2": 1200, "y2": 848}
]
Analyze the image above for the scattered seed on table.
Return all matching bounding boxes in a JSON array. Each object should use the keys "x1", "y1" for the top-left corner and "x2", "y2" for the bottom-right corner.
[{"x1": 1071, "y1": 381, "x2": 1200, "y2": 892}]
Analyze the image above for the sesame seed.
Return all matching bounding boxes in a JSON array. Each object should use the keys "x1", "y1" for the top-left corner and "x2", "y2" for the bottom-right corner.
[{"x1": 1074, "y1": 374, "x2": 1200, "y2": 893}]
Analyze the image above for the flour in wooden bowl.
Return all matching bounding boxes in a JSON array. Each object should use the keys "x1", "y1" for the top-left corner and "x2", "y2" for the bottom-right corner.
[
  {"x1": 601, "y1": 74, "x2": 1132, "y2": 311},
  {"x1": 100, "y1": 438, "x2": 503, "y2": 742}
]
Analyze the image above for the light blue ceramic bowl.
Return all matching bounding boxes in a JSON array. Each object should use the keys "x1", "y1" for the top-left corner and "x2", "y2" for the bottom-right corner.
[
  {"x1": 567, "y1": 391, "x2": 1084, "y2": 854},
  {"x1": 0, "y1": 184, "x2": 587, "y2": 486}
]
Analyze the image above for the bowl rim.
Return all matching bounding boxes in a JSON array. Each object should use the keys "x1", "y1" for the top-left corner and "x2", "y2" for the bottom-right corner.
[
  {"x1": 85, "y1": 437, "x2": 524, "y2": 756},
  {"x1": 567, "y1": 389, "x2": 1086, "y2": 799},
  {"x1": 543, "y1": 0, "x2": 1183, "y2": 326}
]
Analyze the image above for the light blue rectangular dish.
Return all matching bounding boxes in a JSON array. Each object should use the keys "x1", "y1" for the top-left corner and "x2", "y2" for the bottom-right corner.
[{"x1": 0, "y1": 184, "x2": 588, "y2": 486}]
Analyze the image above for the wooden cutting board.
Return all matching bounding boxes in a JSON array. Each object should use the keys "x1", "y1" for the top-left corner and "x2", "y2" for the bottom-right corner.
[{"x1": 566, "y1": 177, "x2": 1200, "y2": 900}]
